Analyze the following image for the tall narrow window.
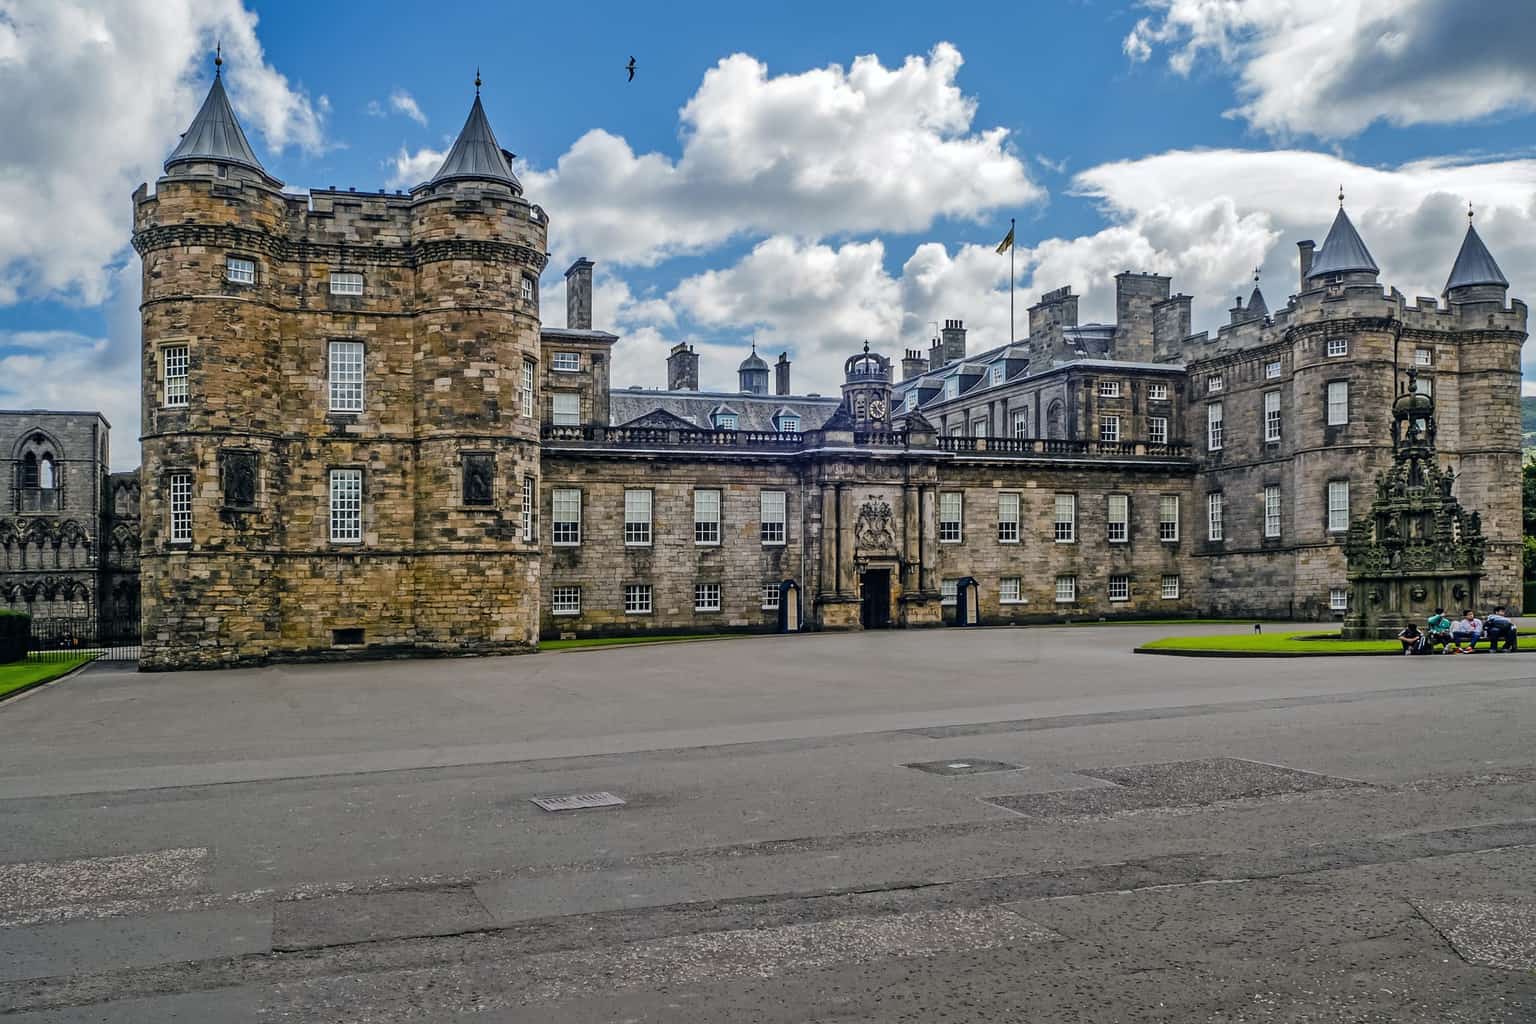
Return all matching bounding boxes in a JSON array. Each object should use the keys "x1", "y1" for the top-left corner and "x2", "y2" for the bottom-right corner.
[
  {"x1": 1207, "y1": 402, "x2": 1224, "y2": 451},
  {"x1": 225, "y1": 256, "x2": 255, "y2": 285},
  {"x1": 552, "y1": 393, "x2": 580, "y2": 426},
  {"x1": 990, "y1": 365, "x2": 1004, "y2": 386},
  {"x1": 1107, "y1": 493, "x2": 1129, "y2": 543},
  {"x1": 521, "y1": 359, "x2": 536, "y2": 418},
  {"x1": 761, "y1": 582, "x2": 781, "y2": 610},
  {"x1": 168, "y1": 472, "x2": 192, "y2": 544},
  {"x1": 1159, "y1": 495, "x2": 1180, "y2": 542},
  {"x1": 940, "y1": 578, "x2": 958, "y2": 605},
  {"x1": 1207, "y1": 492, "x2": 1224, "y2": 541},
  {"x1": 760, "y1": 490, "x2": 786, "y2": 545},
  {"x1": 163, "y1": 345, "x2": 189, "y2": 407},
  {"x1": 552, "y1": 488, "x2": 582, "y2": 545},
  {"x1": 522, "y1": 475, "x2": 536, "y2": 542},
  {"x1": 521, "y1": 276, "x2": 536, "y2": 304},
  {"x1": 1148, "y1": 416, "x2": 1168, "y2": 445},
  {"x1": 1327, "y1": 480, "x2": 1350, "y2": 532},
  {"x1": 329, "y1": 469, "x2": 363, "y2": 543},
  {"x1": 328, "y1": 341, "x2": 364, "y2": 412},
  {"x1": 694, "y1": 489, "x2": 721, "y2": 545},
  {"x1": 970, "y1": 417, "x2": 987, "y2": 437},
  {"x1": 623, "y1": 489, "x2": 652, "y2": 546},
  {"x1": 944, "y1": 378, "x2": 958, "y2": 400},
  {"x1": 329, "y1": 272, "x2": 363, "y2": 295},
  {"x1": 997, "y1": 492, "x2": 1020, "y2": 543},
  {"x1": 1327, "y1": 382, "x2": 1349, "y2": 425},
  {"x1": 1263, "y1": 390, "x2": 1281, "y2": 442},
  {"x1": 1264, "y1": 484, "x2": 1281, "y2": 538},
  {"x1": 1100, "y1": 416, "x2": 1120, "y2": 443},
  {"x1": 1054, "y1": 493, "x2": 1076, "y2": 543},
  {"x1": 939, "y1": 492, "x2": 963, "y2": 542},
  {"x1": 1330, "y1": 587, "x2": 1348, "y2": 611},
  {"x1": 1012, "y1": 411, "x2": 1030, "y2": 438}
]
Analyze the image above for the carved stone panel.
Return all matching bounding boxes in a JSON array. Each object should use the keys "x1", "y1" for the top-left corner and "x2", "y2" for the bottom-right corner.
[
  {"x1": 854, "y1": 496, "x2": 896, "y2": 554},
  {"x1": 221, "y1": 450, "x2": 258, "y2": 510},
  {"x1": 463, "y1": 453, "x2": 495, "y2": 507}
]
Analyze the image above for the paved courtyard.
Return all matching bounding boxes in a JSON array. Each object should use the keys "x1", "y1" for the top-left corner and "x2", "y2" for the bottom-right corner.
[{"x1": 1, "y1": 624, "x2": 1534, "y2": 1021}]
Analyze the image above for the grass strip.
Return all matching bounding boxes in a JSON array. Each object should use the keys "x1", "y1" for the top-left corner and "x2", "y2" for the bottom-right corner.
[{"x1": 0, "y1": 654, "x2": 98, "y2": 701}]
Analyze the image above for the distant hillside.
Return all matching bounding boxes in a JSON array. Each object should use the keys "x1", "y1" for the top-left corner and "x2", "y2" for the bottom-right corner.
[{"x1": 1525, "y1": 396, "x2": 1536, "y2": 461}]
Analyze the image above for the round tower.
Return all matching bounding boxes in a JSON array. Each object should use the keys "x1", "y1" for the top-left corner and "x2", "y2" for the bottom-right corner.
[
  {"x1": 840, "y1": 344, "x2": 893, "y2": 428},
  {"x1": 738, "y1": 344, "x2": 769, "y2": 395}
]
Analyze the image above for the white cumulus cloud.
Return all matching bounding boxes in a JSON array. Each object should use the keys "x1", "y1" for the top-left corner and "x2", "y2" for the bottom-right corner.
[{"x1": 389, "y1": 89, "x2": 427, "y2": 126}]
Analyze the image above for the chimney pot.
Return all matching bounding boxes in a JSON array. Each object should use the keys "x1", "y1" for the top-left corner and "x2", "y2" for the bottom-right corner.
[{"x1": 565, "y1": 258, "x2": 595, "y2": 330}]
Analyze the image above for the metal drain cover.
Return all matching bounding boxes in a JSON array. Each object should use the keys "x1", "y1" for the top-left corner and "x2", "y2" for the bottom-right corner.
[
  {"x1": 905, "y1": 759, "x2": 1022, "y2": 776},
  {"x1": 531, "y1": 792, "x2": 627, "y2": 812}
]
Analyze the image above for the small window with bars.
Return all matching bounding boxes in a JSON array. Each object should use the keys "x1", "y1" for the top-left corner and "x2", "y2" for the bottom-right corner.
[
  {"x1": 551, "y1": 586, "x2": 581, "y2": 616},
  {"x1": 1207, "y1": 374, "x2": 1223, "y2": 393},
  {"x1": 694, "y1": 582, "x2": 722, "y2": 612},
  {"x1": 329, "y1": 272, "x2": 363, "y2": 296},
  {"x1": 1265, "y1": 361, "x2": 1282, "y2": 379},
  {"x1": 939, "y1": 492, "x2": 962, "y2": 542},
  {"x1": 624, "y1": 489, "x2": 653, "y2": 546},
  {"x1": 1148, "y1": 383, "x2": 1168, "y2": 401},
  {"x1": 1330, "y1": 587, "x2": 1348, "y2": 611},
  {"x1": 1326, "y1": 337, "x2": 1348, "y2": 357}
]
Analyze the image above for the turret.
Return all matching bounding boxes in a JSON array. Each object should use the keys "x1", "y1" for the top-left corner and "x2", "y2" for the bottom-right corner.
[
  {"x1": 738, "y1": 343, "x2": 769, "y2": 395},
  {"x1": 1443, "y1": 210, "x2": 1509, "y2": 308},
  {"x1": 840, "y1": 343, "x2": 893, "y2": 429},
  {"x1": 162, "y1": 51, "x2": 283, "y2": 189},
  {"x1": 1305, "y1": 193, "x2": 1379, "y2": 288}
]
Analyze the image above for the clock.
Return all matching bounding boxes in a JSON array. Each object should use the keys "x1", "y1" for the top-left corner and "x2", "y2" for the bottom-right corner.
[{"x1": 868, "y1": 398, "x2": 886, "y2": 420}]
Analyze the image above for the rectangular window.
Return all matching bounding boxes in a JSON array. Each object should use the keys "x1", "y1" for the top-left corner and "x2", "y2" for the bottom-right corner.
[
  {"x1": 1107, "y1": 493, "x2": 1129, "y2": 543},
  {"x1": 624, "y1": 584, "x2": 652, "y2": 614},
  {"x1": 225, "y1": 255, "x2": 255, "y2": 285},
  {"x1": 716, "y1": 413, "x2": 738, "y2": 430},
  {"x1": 328, "y1": 340, "x2": 364, "y2": 413},
  {"x1": 552, "y1": 392, "x2": 580, "y2": 426},
  {"x1": 1098, "y1": 380, "x2": 1121, "y2": 398},
  {"x1": 1148, "y1": 416, "x2": 1168, "y2": 445},
  {"x1": 1207, "y1": 492, "x2": 1224, "y2": 541},
  {"x1": 761, "y1": 582, "x2": 781, "y2": 610},
  {"x1": 1330, "y1": 587, "x2": 1348, "y2": 612},
  {"x1": 971, "y1": 417, "x2": 988, "y2": 437},
  {"x1": 940, "y1": 578, "x2": 957, "y2": 605},
  {"x1": 1264, "y1": 484, "x2": 1281, "y2": 538},
  {"x1": 329, "y1": 272, "x2": 363, "y2": 296},
  {"x1": 163, "y1": 345, "x2": 189, "y2": 407},
  {"x1": 939, "y1": 491, "x2": 963, "y2": 542},
  {"x1": 1265, "y1": 361, "x2": 1282, "y2": 379},
  {"x1": 1326, "y1": 337, "x2": 1348, "y2": 357},
  {"x1": 1327, "y1": 480, "x2": 1350, "y2": 532},
  {"x1": 695, "y1": 582, "x2": 721, "y2": 612},
  {"x1": 943, "y1": 378, "x2": 959, "y2": 400},
  {"x1": 1263, "y1": 390, "x2": 1281, "y2": 442},
  {"x1": 1012, "y1": 411, "x2": 1029, "y2": 438},
  {"x1": 552, "y1": 488, "x2": 581, "y2": 545},
  {"x1": 521, "y1": 359, "x2": 536, "y2": 418},
  {"x1": 551, "y1": 585, "x2": 581, "y2": 616},
  {"x1": 1055, "y1": 575, "x2": 1077, "y2": 604},
  {"x1": 904, "y1": 392, "x2": 917, "y2": 412},
  {"x1": 1207, "y1": 402, "x2": 1224, "y2": 451},
  {"x1": 1208, "y1": 374, "x2": 1223, "y2": 393},
  {"x1": 329, "y1": 469, "x2": 363, "y2": 543},
  {"x1": 552, "y1": 352, "x2": 581, "y2": 372},
  {"x1": 1159, "y1": 494, "x2": 1180, "y2": 542},
  {"x1": 760, "y1": 490, "x2": 786, "y2": 545},
  {"x1": 1108, "y1": 575, "x2": 1130, "y2": 602},
  {"x1": 521, "y1": 276, "x2": 535, "y2": 304},
  {"x1": 1414, "y1": 347, "x2": 1433, "y2": 366},
  {"x1": 623, "y1": 489, "x2": 653, "y2": 546},
  {"x1": 1327, "y1": 381, "x2": 1349, "y2": 425},
  {"x1": 997, "y1": 492, "x2": 1020, "y2": 543},
  {"x1": 778, "y1": 415, "x2": 800, "y2": 433},
  {"x1": 522, "y1": 475, "x2": 536, "y2": 542},
  {"x1": 1148, "y1": 383, "x2": 1168, "y2": 401},
  {"x1": 990, "y1": 365, "x2": 1004, "y2": 386},
  {"x1": 1054, "y1": 493, "x2": 1076, "y2": 543},
  {"x1": 1100, "y1": 416, "x2": 1120, "y2": 443},
  {"x1": 1161, "y1": 574, "x2": 1180, "y2": 599},
  {"x1": 999, "y1": 577, "x2": 1023, "y2": 604},
  {"x1": 694, "y1": 489, "x2": 721, "y2": 545},
  {"x1": 168, "y1": 472, "x2": 192, "y2": 543}
]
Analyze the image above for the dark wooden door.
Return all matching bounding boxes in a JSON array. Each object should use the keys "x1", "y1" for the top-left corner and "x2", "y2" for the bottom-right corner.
[{"x1": 860, "y1": 570, "x2": 891, "y2": 629}]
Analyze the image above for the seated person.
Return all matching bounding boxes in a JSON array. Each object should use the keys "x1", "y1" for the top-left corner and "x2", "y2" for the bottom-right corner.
[
  {"x1": 1484, "y1": 607, "x2": 1518, "y2": 653},
  {"x1": 1425, "y1": 609, "x2": 1455, "y2": 653},
  {"x1": 1397, "y1": 622, "x2": 1423, "y2": 655},
  {"x1": 1449, "y1": 610, "x2": 1482, "y2": 653}
]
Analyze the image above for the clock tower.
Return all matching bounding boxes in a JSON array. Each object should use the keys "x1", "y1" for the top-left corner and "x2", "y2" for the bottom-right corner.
[{"x1": 841, "y1": 343, "x2": 893, "y2": 430}]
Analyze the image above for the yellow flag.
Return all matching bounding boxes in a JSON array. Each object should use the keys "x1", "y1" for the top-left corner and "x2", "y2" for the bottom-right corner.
[{"x1": 995, "y1": 223, "x2": 1015, "y2": 254}]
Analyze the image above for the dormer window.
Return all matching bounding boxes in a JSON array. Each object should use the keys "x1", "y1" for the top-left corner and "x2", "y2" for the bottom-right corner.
[
  {"x1": 905, "y1": 392, "x2": 917, "y2": 412},
  {"x1": 944, "y1": 378, "x2": 958, "y2": 400},
  {"x1": 776, "y1": 413, "x2": 800, "y2": 433},
  {"x1": 715, "y1": 412, "x2": 737, "y2": 430},
  {"x1": 989, "y1": 365, "x2": 1004, "y2": 386},
  {"x1": 226, "y1": 256, "x2": 256, "y2": 285}
]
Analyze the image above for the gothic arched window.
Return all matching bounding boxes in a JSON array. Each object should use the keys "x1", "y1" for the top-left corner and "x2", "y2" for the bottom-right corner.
[
  {"x1": 38, "y1": 455, "x2": 55, "y2": 489},
  {"x1": 19, "y1": 453, "x2": 37, "y2": 489}
]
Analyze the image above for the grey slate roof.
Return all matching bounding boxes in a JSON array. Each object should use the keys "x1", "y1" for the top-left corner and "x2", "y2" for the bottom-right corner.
[
  {"x1": 1246, "y1": 285, "x2": 1268, "y2": 317},
  {"x1": 1444, "y1": 223, "x2": 1509, "y2": 292},
  {"x1": 610, "y1": 389, "x2": 840, "y2": 431},
  {"x1": 738, "y1": 348, "x2": 768, "y2": 371},
  {"x1": 1307, "y1": 208, "x2": 1379, "y2": 279},
  {"x1": 164, "y1": 73, "x2": 272, "y2": 179},
  {"x1": 430, "y1": 96, "x2": 522, "y2": 190}
]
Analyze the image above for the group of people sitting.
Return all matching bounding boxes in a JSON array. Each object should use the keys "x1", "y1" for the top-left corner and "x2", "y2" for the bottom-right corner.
[{"x1": 1398, "y1": 607, "x2": 1519, "y2": 655}]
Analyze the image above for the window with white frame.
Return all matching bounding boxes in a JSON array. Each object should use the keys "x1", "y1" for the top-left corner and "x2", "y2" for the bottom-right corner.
[
  {"x1": 1159, "y1": 494, "x2": 1180, "y2": 542},
  {"x1": 163, "y1": 345, "x2": 189, "y2": 407},
  {"x1": 1107, "y1": 493, "x2": 1129, "y2": 543},
  {"x1": 1327, "y1": 480, "x2": 1350, "y2": 532},
  {"x1": 997, "y1": 492, "x2": 1020, "y2": 543},
  {"x1": 1054, "y1": 493, "x2": 1076, "y2": 543},
  {"x1": 715, "y1": 412, "x2": 738, "y2": 430},
  {"x1": 1161, "y1": 574, "x2": 1180, "y2": 599},
  {"x1": 225, "y1": 255, "x2": 255, "y2": 285},
  {"x1": 520, "y1": 276, "x2": 535, "y2": 304},
  {"x1": 694, "y1": 489, "x2": 720, "y2": 545},
  {"x1": 1264, "y1": 484, "x2": 1281, "y2": 538},
  {"x1": 1330, "y1": 587, "x2": 1348, "y2": 611},
  {"x1": 168, "y1": 472, "x2": 192, "y2": 543},
  {"x1": 990, "y1": 365, "x2": 1004, "y2": 386},
  {"x1": 971, "y1": 417, "x2": 988, "y2": 437},
  {"x1": 329, "y1": 469, "x2": 363, "y2": 543},
  {"x1": 1148, "y1": 383, "x2": 1168, "y2": 401},
  {"x1": 777, "y1": 414, "x2": 800, "y2": 433},
  {"x1": 1327, "y1": 381, "x2": 1349, "y2": 425},
  {"x1": 1055, "y1": 575, "x2": 1077, "y2": 603},
  {"x1": 1099, "y1": 380, "x2": 1121, "y2": 398},
  {"x1": 1108, "y1": 575, "x2": 1130, "y2": 602},
  {"x1": 904, "y1": 392, "x2": 917, "y2": 412},
  {"x1": 1012, "y1": 411, "x2": 1029, "y2": 438},
  {"x1": 552, "y1": 488, "x2": 581, "y2": 545},
  {"x1": 623, "y1": 489, "x2": 652, "y2": 546},
  {"x1": 944, "y1": 378, "x2": 958, "y2": 400},
  {"x1": 695, "y1": 582, "x2": 721, "y2": 612},
  {"x1": 1265, "y1": 361, "x2": 1282, "y2": 379},
  {"x1": 1149, "y1": 416, "x2": 1168, "y2": 445},
  {"x1": 948, "y1": 424, "x2": 963, "y2": 437},
  {"x1": 1208, "y1": 374, "x2": 1223, "y2": 393},
  {"x1": 328, "y1": 341, "x2": 364, "y2": 412},
  {"x1": 624, "y1": 584, "x2": 652, "y2": 614},
  {"x1": 1207, "y1": 402, "x2": 1224, "y2": 451},
  {"x1": 552, "y1": 392, "x2": 580, "y2": 426},
  {"x1": 761, "y1": 582, "x2": 781, "y2": 609},
  {"x1": 999, "y1": 577, "x2": 1023, "y2": 603},
  {"x1": 521, "y1": 359, "x2": 535, "y2": 418},
  {"x1": 940, "y1": 578, "x2": 958, "y2": 605},
  {"x1": 1207, "y1": 492, "x2": 1224, "y2": 541},
  {"x1": 329, "y1": 272, "x2": 363, "y2": 296},
  {"x1": 551, "y1": 585, "x2": 581, "y2": 615},
  {"x1": 552, "y1": 352, "x2": 580, "y2": 372},
  {"x1": 1414, "y1": 347, "x2": 1433, "y2": 366},
  {"x1": 760, "y1": 490, "x2": 786, "y2": 545},
  {"x1": 939, "y1": 492, "x2": 963, "y2": 542},
  {"x1": 1326, "y1": 337, "x2": 1348, "y2": 357},
  {"x1": 522, "y1": 475, "x2": 536, "y2": 542},
  {"x1": 1100, "y1": 416, "x2": 1120, "y2": 443},
  {"x1": 1263, "y1": 390, "x2": 1281, "y2": 442}
]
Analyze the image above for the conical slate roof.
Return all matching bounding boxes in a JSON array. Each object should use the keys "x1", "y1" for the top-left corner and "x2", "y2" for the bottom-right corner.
[
  {"x1": 1443, "y1": 223, "x2": 1508, "y2": 292},
  {"x1": 1246, "y1": 285, "x2": 1268, "y2": 317},
  {"x1": 739, "y1": 347, "x2": 769, "y2": 372},
  {"x1": 1307, "y1": 208, "x2": 1379, "y2": 279},
  {"x1": 430, "y1": 95, "x2": 521, "y2": 190},
  {"x1": 165, "y1": 72, "x2": 271, "y2": 178}
]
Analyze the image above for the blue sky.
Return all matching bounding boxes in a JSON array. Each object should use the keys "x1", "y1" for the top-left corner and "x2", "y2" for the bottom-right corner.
[{"x1": 2, "y1": 0, "x2": 1534, "y2": 467}]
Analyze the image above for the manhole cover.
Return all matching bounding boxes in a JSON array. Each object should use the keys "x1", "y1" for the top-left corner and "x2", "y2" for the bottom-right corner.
[
  {"x1": 531, "y1": 792, "x2": 627, "y2": 812},
  {"x1": 905, "y1": 759, "x2": 1022, "y2": 776}
]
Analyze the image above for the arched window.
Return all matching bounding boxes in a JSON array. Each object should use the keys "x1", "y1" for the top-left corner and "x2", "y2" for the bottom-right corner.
[
  {"x1": 19, "y1": 453, "x2": 37, "y2": 489},
  {"x1": 38, "y1": 455, "x2": 55, "y2": 489},
  {"x1": 1046, "y1": 401, "x2": 1064, "y2": 439}
]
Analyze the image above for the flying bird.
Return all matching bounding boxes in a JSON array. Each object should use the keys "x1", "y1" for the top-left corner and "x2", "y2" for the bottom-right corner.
[{"x1": 626, "y1": 56, "x2": 636, "y2": 82}]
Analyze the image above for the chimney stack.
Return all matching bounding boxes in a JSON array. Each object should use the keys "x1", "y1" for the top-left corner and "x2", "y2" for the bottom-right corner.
[
  {"x1": 666, "y1": 342, "x2": 699, "y2": 391},
  {"x1": 774, "y1": 352, "x2": 791, "y2": 396},
  {"x1": 940, "y1": 319, "x2": 967, "y2": 365},
  {"x1": 1297, "y1": 240, "x2": 1315, "y2": 292},
  {"x1": 565, "y1": 258, "x2": 594, "y2": 330},
  {"x1": 901, "y1": 349, "x2": 928, "y2": 381}
]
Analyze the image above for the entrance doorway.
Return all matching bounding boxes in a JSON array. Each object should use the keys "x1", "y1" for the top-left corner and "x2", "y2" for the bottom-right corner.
[{"x1": 860, "y1": 569, "x2": 892, "y2": 629}]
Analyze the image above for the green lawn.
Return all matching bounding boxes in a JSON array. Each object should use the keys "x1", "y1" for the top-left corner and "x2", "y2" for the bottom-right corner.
[
  {"x1": 1139, "y1": 630, "x2": 1410, "y2": 656},
  {"x1": 540, "y1": 633, "x2": 734, "y2": 652},
  {"x1": 0, "y1": 654, "x2": 97, "y2": 700}
]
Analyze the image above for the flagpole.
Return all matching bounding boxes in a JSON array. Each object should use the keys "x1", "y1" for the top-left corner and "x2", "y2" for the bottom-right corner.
[{"x1": 1009, "y1": 217, "x2": 1015, "y2": 343}]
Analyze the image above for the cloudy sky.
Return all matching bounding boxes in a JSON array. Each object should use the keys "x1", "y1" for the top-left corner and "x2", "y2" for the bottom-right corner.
[{"x1": 1, "y1": 0, "x2": 1534, "y2": 468}]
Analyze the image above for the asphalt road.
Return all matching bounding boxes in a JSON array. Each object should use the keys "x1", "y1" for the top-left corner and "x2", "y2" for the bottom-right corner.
[{"x1": 1, "y1": 624, "x2": 1533, "y2": 1022}]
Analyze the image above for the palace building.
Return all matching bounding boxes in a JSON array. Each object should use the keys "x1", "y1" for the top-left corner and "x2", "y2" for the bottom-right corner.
[{"x1": 130, "y1": 67, "x2": 1526, "y2": 669}]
